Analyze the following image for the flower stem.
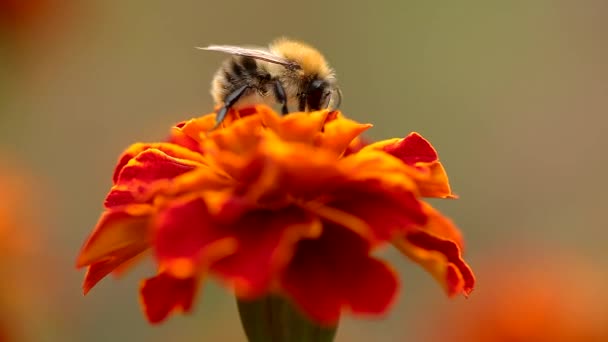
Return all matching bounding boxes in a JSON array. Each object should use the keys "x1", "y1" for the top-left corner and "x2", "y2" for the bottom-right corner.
[{"x1": 237, "y1": 295, "x2": 338, "y2": 342}]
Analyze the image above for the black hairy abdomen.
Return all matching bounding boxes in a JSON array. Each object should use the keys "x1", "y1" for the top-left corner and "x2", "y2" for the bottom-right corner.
[{"x1": 219, "y1": 57, "x2": 272, "y2": 100}]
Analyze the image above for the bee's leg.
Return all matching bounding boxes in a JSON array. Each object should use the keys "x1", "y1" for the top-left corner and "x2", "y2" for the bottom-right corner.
[
  {"x1": 214, "y1": 85, "x2": 249, "y2": 128},
  {"x1": 273, "y1": 80, "x2": 289, "y2": 115}
]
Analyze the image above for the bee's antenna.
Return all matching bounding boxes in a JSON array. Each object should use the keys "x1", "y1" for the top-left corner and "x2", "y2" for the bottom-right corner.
[{"x1": 329, "y1": 87, "x2": 342, "y2": 111}]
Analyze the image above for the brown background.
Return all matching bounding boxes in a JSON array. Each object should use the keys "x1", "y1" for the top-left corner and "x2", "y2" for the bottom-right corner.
[{"x1": 1, "y1": 1, "x2": 607, "y2": 341}]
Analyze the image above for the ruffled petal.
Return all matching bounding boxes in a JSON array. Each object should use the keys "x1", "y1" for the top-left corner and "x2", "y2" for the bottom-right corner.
[
  {"x1": 281, "y1": 223, "x2": 399, "y2": 325},
  {"x1": 363, "y1": 133, "x2": 455, "y2": 198},
  {"x1": 76, "y1": 206, "x2": 152, "y2": 267},
  {"x1": 168, "y1": 114, "x2": 216, "y2": 151},
  {"x1": 76, "y1": 206, "x2": 153, "y2": 293},
  {"x1": 82, "y1": 248, "x2": 145, "y2": 294},
  {"x1": 315, "y1": 116, "x2": 371, "y2": 156},
  {"x1": 106, "y1": 147, "x2": 205, "y2": 208},
  {"x1": 392, "y1": 204, "x2": 474, "y2": 297},
  {"x1": 260, "y1": 108, "x2": 328, "y2": 144},
  {"x1": 325, "y1": 179, "x2": 427, "y2": 241},
  {"x1": 154, "y1": 197, "x2": 239, "y2": 278},
  {"x1": 112, "y1": 142, "x2": 206, "y2": 184},
  {"x1": 379, "y1": 132, "x2": 438, "y2": 165},
  {"x1": 212, "y1": 206, "x2": 322, "y2": 298},
  {"x1": 343, "y1": 136, "x2": 369, "y2": 156},
  {"x1": 140, "y1": 272, "x2": 198, "y2": 324},
  {"x1": 416, "y1": 161, "x2": 454, "y2": 199},
  {"x1": 202, "y1": 115, "x2": 265, "y2": 180}
]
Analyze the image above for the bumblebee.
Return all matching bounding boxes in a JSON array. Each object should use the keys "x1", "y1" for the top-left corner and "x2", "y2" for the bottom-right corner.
[{"x1": 198, "y1": 38, "x2": 342, "y2": 126}]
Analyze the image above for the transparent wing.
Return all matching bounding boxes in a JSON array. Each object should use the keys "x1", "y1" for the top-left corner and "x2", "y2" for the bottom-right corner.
[{"x1": 196, "y1": 45, "x2": 300, "y2": 70}]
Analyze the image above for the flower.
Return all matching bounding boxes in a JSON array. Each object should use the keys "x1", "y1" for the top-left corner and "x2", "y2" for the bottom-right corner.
[
  {"x1": 423, "y1": 251, "x2": 608, "y2": 342},
  {"x1": 76, "y1": 105, "x2": 474, "y2": 325},
  {"x1": 0, "y1": 0, "x2": 52, "y2": 35},
  {"x1": 0, "y1": 160, "x2": 45, "y2": 341}
]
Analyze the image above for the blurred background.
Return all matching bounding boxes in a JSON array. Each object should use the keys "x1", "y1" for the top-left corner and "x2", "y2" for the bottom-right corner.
[{"x1": 1, "y1": 1, "x2": 607, "y2": 341}]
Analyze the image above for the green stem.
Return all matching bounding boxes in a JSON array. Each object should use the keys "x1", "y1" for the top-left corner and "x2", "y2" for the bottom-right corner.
[{"x1": 237, "y1": 295, "x2": 338, "y2": 342}]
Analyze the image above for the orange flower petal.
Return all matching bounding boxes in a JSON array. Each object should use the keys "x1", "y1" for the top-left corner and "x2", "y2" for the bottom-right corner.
[
  {"x1": 416, "y1": 161, "x2": 455, "y2": 199},
  {"x1": 116, "y1": 147, "x2": 203, "y2": 184},
  {"x1": 257, "y1": 135, "x2": 344, "y2": 199},
  {"x1": 158, "y1": 167, "x2": 234, "y2": 200},
  {"x1": 154, "y1": 197, "x2": 239, "y2": 278},
  {"x1": 168, "y1": 130, "x2": 202, "y2": 153},
  {"x1": 82, "y1": 247, "x2": 146, "y2": 294},
  {"x1": 106, "y1": 147, "x2": 204, "y2": 208},
  {"x1": 315, "y1": 116, "x2": 372, "y2": 156},
  {"x1": 111, "y1": 249, "x2": 150, "y2": 278},
  {"x1": 202, "y1": 115, "x2": 265, "y2": 180},
  {"x1": 281, "y1": 224, "x2": 399, "y2": 325},
  {"x1": 169, "y1": 114, "x2": 216, "y2": 151},
  {"x1": 76, "y1": 206, "x2": 152, "y2": 267},
  {"x1": 140, "y1": 272, "x2": 198, "y2": 324},
  {"x1": 258, "y1": 136, "x2": 417, "y2": 202},
  {"x1": 77, "y1": 206, "x2": 153, "y2": 293},
  {"x1": 212, "y1": 206, "x2": 322, "y2": 299},
  {"x1": 339, "y1": 150, "x2": 418, "y2": 191},
  {"x1": 363, "y1": 133, "x2": 455, "y2": 198},
  {"x1": 419, "y1": 202, "x2": 464, "y2": 247},
  {"x1": 262, "y1": 109, "x2": 327, "y2": 142},
  {"x1": 392, "y1": 205, "x2": 474, "y2": 297},
  {"x1": 112, "y1": 143, "x2": 206, "y2": 184},
  {"x1": 343, "y1": 135, "x2": 370, "y2": 156},
  {"x1": 205, "y1": 114, "x2": 264, "y2": 155}
]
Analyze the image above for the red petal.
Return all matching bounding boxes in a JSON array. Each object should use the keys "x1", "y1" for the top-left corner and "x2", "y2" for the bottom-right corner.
[
  {"x1": 106, "y1": 148, "x2": 204, "y2": 208},
  {"x1": 168, "y1": 132, "x2": 202, "y2": 152},
  {"x1": 364, "y1": 134, "x2": 455, "y2": 198},
  {"x1": 281, "y1": 223, "x2": 399, "y2": 325},
  {"x1": 154, "y1": 197, "x2": 238, "y2": 278},
  {"x1": 212, "y1": 206, "x2": 322, "y2": 298},
  {"x1": 392, "y1": 203, "x2": 473, "y2": 296},
  {"x1": 77, "y1": 207, "x2": 152, "y2": 293},
  {"x1": 393, "y1": 205, "x2": 475, "y2": 299},
  {"x1": 82, "y1": 247, "x2": 146, "y2": 294},
  {"x1": 116, "y1": 148, "x2": 201, "y2": 184},
  {"x1": 140, "y1": 272, "x2": 198, "y2": 324},
  {"x1": 327, "y1": 179, "x2": 427, "y2": 241},
  {"x1": 112, "y1": 143, "x2": 205, "y2": 184},
  {"x1": 76, "y1": 207, "x2": 152, "y2": 267},
  {"x1": 113, "y1": 143, "x2": 150, "y2": 184},
  {"x1": 382, "y1": 133, "x2": 438, "y2": 165},
  {"x1": 405, "y1": 231, "x2": 474, "y2": 296},
  {"x1": 104, "y1": 189, "x2": 137, "y2": 208}
]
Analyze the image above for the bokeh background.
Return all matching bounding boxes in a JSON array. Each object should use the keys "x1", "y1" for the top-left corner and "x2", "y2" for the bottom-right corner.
[{"x1": 1, "y1": 1, "x2": 607, "y2": 341}]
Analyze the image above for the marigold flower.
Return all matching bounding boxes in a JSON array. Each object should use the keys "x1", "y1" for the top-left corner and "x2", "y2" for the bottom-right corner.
[
  {"x1": 76, "y1": 105, "x2": 474, "y2": 325},
  {"x1": 0, "y1": 0, "x2": 52, "y2": 35},
  {"x1": 0, "y1": 161, "x2": 45, "y2": 342},
  {"x1": 424, "y1": 252, "x2": 608, "y2": 342}
]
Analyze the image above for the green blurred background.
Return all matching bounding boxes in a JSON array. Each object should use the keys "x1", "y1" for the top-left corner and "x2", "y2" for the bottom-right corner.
[{"x1": 1, "y1": 1, "x2": 607, "y2": 341}]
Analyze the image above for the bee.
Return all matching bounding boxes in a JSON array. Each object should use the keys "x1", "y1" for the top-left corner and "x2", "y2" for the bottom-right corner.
[{"x1": 197, "y1": 38, "x2": 342, "y2": 127}]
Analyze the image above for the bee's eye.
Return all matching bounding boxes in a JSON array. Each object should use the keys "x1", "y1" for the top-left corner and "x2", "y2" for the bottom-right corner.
[{"x1": 307, "y1": 80, "x2": 329, "y2": 111}]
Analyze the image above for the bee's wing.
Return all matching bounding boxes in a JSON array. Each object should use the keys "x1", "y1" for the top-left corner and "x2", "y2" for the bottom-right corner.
[{"x1": 197, "y1": 45, "x2": 300, "y2": 70}]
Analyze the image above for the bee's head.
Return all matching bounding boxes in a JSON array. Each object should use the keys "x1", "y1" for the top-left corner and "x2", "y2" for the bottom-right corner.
[
  {"x1": 305, "y1": 79, "x2": 330, "y2": 111},
  {"x1": 301, "y1": 78, "x2": 341, "y2": 111}
]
